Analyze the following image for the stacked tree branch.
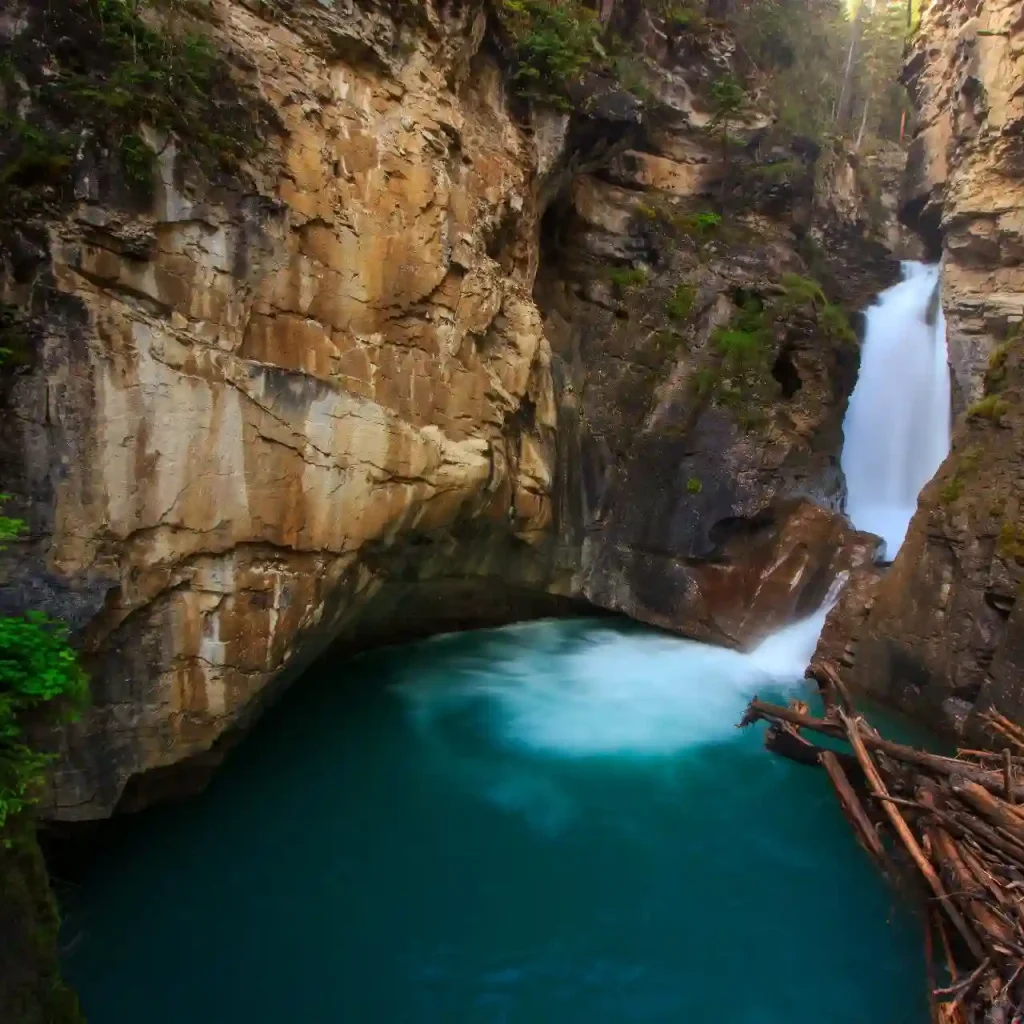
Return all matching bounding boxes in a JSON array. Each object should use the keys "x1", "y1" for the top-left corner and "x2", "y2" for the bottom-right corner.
[{"x1": 739, "y1": 663, "x2": 1024, "y2": 1024}]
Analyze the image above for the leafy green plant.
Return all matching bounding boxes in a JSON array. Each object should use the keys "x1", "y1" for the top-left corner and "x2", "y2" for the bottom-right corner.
[
  {"x1": 0, "y1": 508, "x2": 88, "y2": 831},
  {"x1": 939, "y1": 474, "x2": 964, "y2": 505},
  {"x1": 0, "y1": 305, "x2": 30, "y2": 368},
  {"x1": 0, "y1": 495, "x2": 26, "y2": 552},
  {"x1": 666, "y1": 283, "x2": 696, "y2": 321},
  {"x1": 693, "y1": 367, "x2": 718, "y2": 398},
  {"x1": 714, "y1": 326, "x2": 768, "y2": 368},
  {"x1": 686, "y1": 477, "x2": 703, "y2": 494},
  {"x1": 967, "y1": 395, "x2": 1010, "y2": 421},
  {"x1": 498, "y1": 0, "x2": 603, "y2": 107},
  {"x1": 0, "y1": 0, "x2": 268, "y2": 203},
  {"x1": 611, "y1": 53, "x2": 652, "y2": 100},
  {"x1": 682, "y1": 209, "x2": 722, "y2": 236},
  {"x1": 779, "y1": 272, "x2": 856, "y2": 344},
  {"x1": 0, "y1": 116, "x2": 74, "y2": 192},
  {"x1": 751, "y1": 159, "x2": 801, "y2": 183},
  {"x1": 819, "y1": 302, "x2": 857, "y2": 345},
  {"x1": 780, "y1": 272, "x2": 827, "y2": 306},
  {"x1": 958, "y1": 445, "x2": 982, "y2": 474},
  {"x1": 672, "y1": 209, "x2": 722, "y2": 254},
  {"x1": 607, "y1": 266, "x2": 648, "y2": 295},
  {"x1": 707, "y1": 74, "x2": 749, "y2": 195},
  {"x1": 0, "y1": 615, "x2": 89, "y2": 830}
]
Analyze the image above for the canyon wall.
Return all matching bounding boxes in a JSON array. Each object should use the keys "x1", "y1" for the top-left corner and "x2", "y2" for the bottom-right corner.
[
  {"x1": 0, "y1": 0, "x2": 895, "y2": 819},
  {"x1": 826, "y1": 0, "x2": 1024, "y2": 741}
]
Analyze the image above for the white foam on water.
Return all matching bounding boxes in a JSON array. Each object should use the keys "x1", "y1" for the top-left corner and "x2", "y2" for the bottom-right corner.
[{"x1": 396, "y1": 597, "x2": 834, "y2": 762}]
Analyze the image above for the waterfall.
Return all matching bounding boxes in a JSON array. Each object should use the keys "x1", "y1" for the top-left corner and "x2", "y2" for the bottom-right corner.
[{"x1": 840, "y1": 262, "x2": 951, "y2": 559}]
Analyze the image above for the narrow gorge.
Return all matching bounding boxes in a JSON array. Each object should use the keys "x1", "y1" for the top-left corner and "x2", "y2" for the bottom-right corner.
[{"x1": 1, "y1": 0, "x2": 1022, "y2": 1021}]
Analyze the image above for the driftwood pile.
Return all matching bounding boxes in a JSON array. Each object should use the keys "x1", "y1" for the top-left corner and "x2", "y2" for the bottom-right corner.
[{"x1": 740, "y1": 663, "x2": 1024, "y2": 1024}]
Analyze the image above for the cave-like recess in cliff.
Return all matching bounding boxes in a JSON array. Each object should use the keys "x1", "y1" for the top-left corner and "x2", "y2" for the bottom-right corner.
[{"x1": 60, "y1": 619, "x2": 928, "y2": 1024}]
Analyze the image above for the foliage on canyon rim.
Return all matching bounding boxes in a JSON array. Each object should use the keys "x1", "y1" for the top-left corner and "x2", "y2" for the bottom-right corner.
[
  {"x1": 496, "y1": 0, "x2": 717, "y2": 107},
  {"x1": 498, "y1": 0, "x2": 605, "y2": 106},
  {"x1": 0, "y1": 0, "x2": 269, "y2": 208},
  {"x1": 729, "y1": 0, "x2": 913, "y2": 148}
]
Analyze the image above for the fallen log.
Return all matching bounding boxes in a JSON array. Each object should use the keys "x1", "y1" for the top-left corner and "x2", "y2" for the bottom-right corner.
[
  {"x1": 819, "y1": 748, "x2": 894, "y2": 877},
  {"x1": 743, "y1": 691, "x2": 1024, "y2": 1023},
  {"x1": 951, "y1": 781, "x2": 1024, "y2": 848},
  {"x1": 763, "y1": 722, "x2": 821, "y2": 766},
  {"x1": 741, "y1": 700, "x2": 1024, "y2": 802},
  {"x1": 836, "y1": 709, "x2": 989, "y2": 964}
]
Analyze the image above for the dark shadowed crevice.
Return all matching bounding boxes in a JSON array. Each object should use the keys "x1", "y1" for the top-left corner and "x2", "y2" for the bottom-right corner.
[{"x1": 772, "y1": 346, "x2": 802, "y2": 399}]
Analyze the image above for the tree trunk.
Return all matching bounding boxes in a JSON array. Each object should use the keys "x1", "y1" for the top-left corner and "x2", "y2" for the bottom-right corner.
[
  {"x1": 855, "y1": 97, "x2": 871, "y2": 150},
  {"x1": 835, "y1": 0, "x2": 869, "y2": 128}
]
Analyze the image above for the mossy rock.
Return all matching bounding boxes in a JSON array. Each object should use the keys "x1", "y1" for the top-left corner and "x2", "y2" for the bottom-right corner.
[{"x1": 0, "y1": 816, "x2": 84, "y2": 1024}]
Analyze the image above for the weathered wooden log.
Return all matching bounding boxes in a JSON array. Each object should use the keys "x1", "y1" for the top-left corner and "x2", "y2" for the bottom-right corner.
[
  {"x1": 981, "y1": 712, "x2": 1024, "y2": 756},
  {"x1": 926, "y1": 818, "x2": 1016, "y2": 956},
  {"x1": 805, "y1": 659, "x2": 854, "y2": 714},
  {"x1": 820, "y1": 748, "x2": 894, "y2": 876},
  {"x1": 951, "y1": 781, "x2": 1024, "y2": 847},
  {"x1": 763, "y1": 722, "x2": 821, "y2": 766},
  {"x1": 741, "y1": 700, "x2": 1024, "y2": 802},
  {"x1": 837, "y1": 709, "x2": 989, "y2": 964},
  {"x1": 749, "y1": 693, "x2": 1024, "y2": 1022}
]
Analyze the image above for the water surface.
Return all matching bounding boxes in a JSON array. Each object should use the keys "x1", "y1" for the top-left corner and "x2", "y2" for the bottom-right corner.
[{"x1": 62, "y1": 618, "x2": 928, "y2": 1024}]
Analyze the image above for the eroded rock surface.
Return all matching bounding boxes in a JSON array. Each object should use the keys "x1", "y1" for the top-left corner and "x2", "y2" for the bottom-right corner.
[
  {"x1": 0, "y1": 0, "x2": 897, "y2": 818},
  {"x1": 901, "y1": 0, "x2": 1024, "y2": 409},
  {"x1": 823, "y1": 0, "x2": 1024, "y2": 740}
]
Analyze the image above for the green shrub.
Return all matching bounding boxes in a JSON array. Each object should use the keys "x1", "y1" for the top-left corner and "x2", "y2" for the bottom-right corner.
[
  {"x1": 666, "y1": 283, "x2": 696, "y2": 321},
  {"x1": 657, "y1": 0, "x2": 706, "y2": 33},
  {"x1": 0, "y1": 495, "x2": 26, "y2": 551},
  {"x1": 611, "y1": 53, "x2": 652, "y2": 100},
  {"x1": 693, "y1": 367, "x2": 718, "y2": 397},
  {"x1": 686, "y1": 477, "x2": 703, "y2": 494},
  {"x1": 779, "y1": 272, "x2": 855, "y2": 344},
  {"x1": 0, "y1": 0, "x2": 267, "y2": 202},
  {"x1": 607, "y1": 266, "x2": 648, "y2": 295},
  {"x1": 0, "y1": 508, "x2": 88, "y2": 830},
  {"x1": 998, "y1": 522, "x2": 1024, "y2": 563},
  {"x1": 709, "y1": 75, "x2": 749, "y2": 126},
  {"x1": 675, "y1": 209, "x2": 722, "y2": 241},
  {"x1": 0, "y1": 307, "x2": 30, "y2": 369},
  {"x1": 968, "y1": 395, "x2": 1010, "y2": 421},
  {"x1": 780, "y1": 272, "x2": 827, "y2": 306},
  {"x1": 819, "y1": 302, "x2": 856, "y2": 344},
  {"x1": 0, "y1": 614, "x2": 89, "y2": 830},
  {"x1": 499, "y1": 0, "x2": 603, "y2": 107},
  {"x1": 752, "y1": 159, "x2": 801, "y2": 183},
  {"x1": 958, "y1": 445, "x2": 982, "y2": 474},
  {"x1": 939, "y1": 475, "x2": 964, "y2": 505},
  {"x1": 714, "y1": 327, "x2": 767, "y2": 368}
]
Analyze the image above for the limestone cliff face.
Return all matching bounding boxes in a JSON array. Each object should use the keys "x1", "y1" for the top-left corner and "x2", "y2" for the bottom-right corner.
[
  {"x1": 4, "y1": 0, "x2": 564, "y2": 819},
  {"x1": 901, "y1": 0, "x2": 1024, "y2": 410},
  {"x1": 0, "y1": 0, "x2": 893, "y2": 819},
  {"x1": 823, "y1": 0, "x2": 1024, "y2": 740}
]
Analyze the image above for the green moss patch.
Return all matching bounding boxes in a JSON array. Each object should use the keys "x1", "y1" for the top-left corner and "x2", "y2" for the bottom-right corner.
[
  {"x1": 967, "y1": 396, "x2": 1010, "y2": 422},
  {"x1": 0, "y1": 815, "x2": 84, "y2": 1024},
  {"x1": 666, "y1": 283, "x2": 696, "y2": 321},
  {"x1": 607, "y1": 266, "x2": 649, "y2": 296}
]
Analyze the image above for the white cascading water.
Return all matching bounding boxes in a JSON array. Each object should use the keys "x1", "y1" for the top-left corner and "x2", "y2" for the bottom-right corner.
[
  {"x1": 841, "y1": 261, "x2": 951, "y2": 558},
  {"x1": 400, "y1": 268, "x2": 952, "y2": 785}
]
